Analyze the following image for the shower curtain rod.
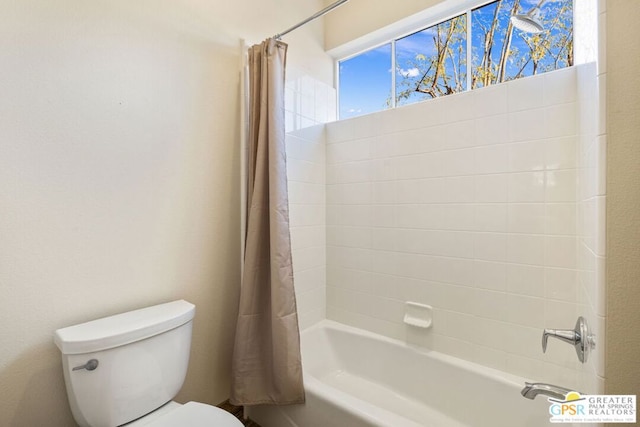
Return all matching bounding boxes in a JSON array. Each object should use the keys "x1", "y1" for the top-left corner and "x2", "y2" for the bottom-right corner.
[{"x1": 274, "y1": 0, "x2": 349, "y2": 40}]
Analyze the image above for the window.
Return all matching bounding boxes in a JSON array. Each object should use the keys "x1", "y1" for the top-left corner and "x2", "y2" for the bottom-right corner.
[
  {"x1": 338, "y1": 0, "x2": 573, "y2": 119},
  {"x1": 396, "y1": 14, "x2": 467, "y2": 106},
  {"x1": 471, "y1": 0, "x2": 573, "y2": 88},
  {"x1": 338, "y1": 43, "x2": 392, "y2": 120}
]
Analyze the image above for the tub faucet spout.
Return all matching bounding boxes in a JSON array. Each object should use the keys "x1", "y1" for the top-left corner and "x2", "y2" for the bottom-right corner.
[{"x1": 521, "y1": 382, "x2": 574, "y2": 400}]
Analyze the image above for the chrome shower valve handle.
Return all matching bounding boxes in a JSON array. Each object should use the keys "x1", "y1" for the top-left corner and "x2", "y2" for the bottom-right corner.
[
  {"x1": 542, "y1": 329, "x2": 579, "y2": 351},
  {"x1": 542, "y1": 317, "x2": 595, "y2": 363}
]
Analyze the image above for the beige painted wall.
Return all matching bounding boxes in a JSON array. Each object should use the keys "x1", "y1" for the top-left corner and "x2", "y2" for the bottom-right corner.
[
  {"x1": 324, "y1": 0, "x2": 439, "y2": 50},
  {"x1": 0, "y1": 0, "x2": 331, "y2": 425},
  {"x1": 604, "y1": 0, "x2": 640, "y2": 396}
]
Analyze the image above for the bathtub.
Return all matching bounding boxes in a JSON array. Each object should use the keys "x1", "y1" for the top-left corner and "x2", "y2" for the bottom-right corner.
[{"x1": 247, "y1": 320, "x2": 556, "y2": 427}]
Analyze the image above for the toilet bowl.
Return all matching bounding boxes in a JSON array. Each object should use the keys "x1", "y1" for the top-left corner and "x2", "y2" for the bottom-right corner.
[
  {"x1": 125, "y1": 402, "x2": 242, "y2": 426},
  {"x1": 54, "y1": 300, "x2": 243, "y2": 427}
]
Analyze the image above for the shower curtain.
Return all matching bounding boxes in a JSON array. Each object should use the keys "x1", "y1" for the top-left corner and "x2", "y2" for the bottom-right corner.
[{"x1": 230, "y1": 38, "x2": 305, "y2": 406}]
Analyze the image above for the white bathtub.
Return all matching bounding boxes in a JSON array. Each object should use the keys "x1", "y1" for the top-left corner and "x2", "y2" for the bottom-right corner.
[{"x1": 247, "y1": 320, "x2": 559, "y2": 427}]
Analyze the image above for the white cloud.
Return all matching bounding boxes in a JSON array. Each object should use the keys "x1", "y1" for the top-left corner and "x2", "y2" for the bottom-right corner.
[
  {"x1": 398, "y1": 67, "x2": 421, "y2": 78},
  {"x1": 347, "y1": 108, "x2": 362, "y2": 113}
]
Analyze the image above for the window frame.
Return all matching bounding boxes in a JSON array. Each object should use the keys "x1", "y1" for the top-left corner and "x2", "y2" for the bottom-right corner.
[{"x1": 336, "y1": 0, "x2": 574, "y2": 120}]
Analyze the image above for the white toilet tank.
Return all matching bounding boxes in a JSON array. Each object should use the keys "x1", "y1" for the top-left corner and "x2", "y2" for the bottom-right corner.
[{"x1": 54, "y1": 300, "x2": 196, "y2": 427}]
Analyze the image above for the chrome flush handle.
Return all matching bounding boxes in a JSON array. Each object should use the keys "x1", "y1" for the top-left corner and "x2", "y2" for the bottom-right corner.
[
  {"x1": 72, "y1": 359, "x2": 99, "y2": 372},
  {"x1": 542, "y1": 317, "x2": 595, "y2": 363}
]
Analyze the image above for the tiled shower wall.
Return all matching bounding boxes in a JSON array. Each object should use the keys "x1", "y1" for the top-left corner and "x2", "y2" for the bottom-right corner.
[
  {"x1": 286, "y1": 125, "x2": 327, "y2": 330},
  {"x1": 285, "y1": 67, "x2": 337, "y2": 133},
  {"x1": 574, "y1": 0, "x2": 608, "y2": 395},
  {"x1": 284, "y1": 69, "x2": 334, "y2": 328},
  {"x1": 576, "y1": 63, "x2": 605, "y2": 395},
  {"x1": 324, "y1": 66, "x2": 592, "y2": 389}
]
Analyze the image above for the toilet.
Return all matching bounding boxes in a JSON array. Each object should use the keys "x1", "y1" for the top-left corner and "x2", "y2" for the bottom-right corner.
[{"x1": 54, "y1": 300, "x2": 243, "y2": 427}]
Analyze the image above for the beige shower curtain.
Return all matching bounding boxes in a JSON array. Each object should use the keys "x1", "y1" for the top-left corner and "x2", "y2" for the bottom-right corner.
[{"x1": 230, "y1": 38, "x2": 305, "y2": 406}]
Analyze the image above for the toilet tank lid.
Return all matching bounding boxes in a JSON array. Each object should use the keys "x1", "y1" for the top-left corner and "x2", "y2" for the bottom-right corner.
[{"x1": 54, "y1": 300, "x2": 195, "y2": 355}]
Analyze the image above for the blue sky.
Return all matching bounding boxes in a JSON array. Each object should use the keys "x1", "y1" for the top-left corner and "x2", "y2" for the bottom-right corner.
[
  {"x1": 339, "y1": 0, "x2": 572, "y2": 120},
  {"x1": 338, "y1": 43, "x2": 391, "y2": 119}
]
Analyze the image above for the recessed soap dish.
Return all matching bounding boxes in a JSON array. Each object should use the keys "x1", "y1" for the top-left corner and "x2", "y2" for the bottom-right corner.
[{"x1": 403, "y1": 302, "x2": 433, "y2": 329}]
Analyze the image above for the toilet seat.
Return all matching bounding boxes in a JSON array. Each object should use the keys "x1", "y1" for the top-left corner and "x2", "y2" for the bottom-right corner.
[{"x1": 129, "y1": 402, "x2": 244, "y2": 427}]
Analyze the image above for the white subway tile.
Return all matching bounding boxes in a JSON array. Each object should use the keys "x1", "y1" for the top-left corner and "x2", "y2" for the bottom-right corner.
[
  {"x1": 336, "y1": 161, "x2": 372, "y2": 183},
  {"x1": 419, "y1": 178, "x2": 446, "y2": 204},
  {"x1": 394, "y1": 155, "x2": 423, "y2": 180},
  {"x1": 441, "y1": 204, "x2": 475, "y2": 231},
  {"x1": 371, "y1": 158, "x2": 396, "y2": 181},
  {"x1": 506, "y1": 354, "x2": 545, "y2": 380},
  {"x1": 293, "y1": 245, "x2": 325, "y2": 272},
  {"x1": 593, "y1": 196, "x2": 606, "y2": 256},
  {"x1": 439, "y1": 283, "x2": 476, "y2": 313},
  {"x1": 417, "y1": 152, "x2": 446, "y2": 178},
  {"x1": 476, "y1": 144, "x2": 509, "y2": 174},
  {"x1": 441, "y1": 148, "x2": 476, "y2": 177},
  {"x1": 400, "y1": 278, "x2": 446, "y2": 308},
  {"x1": 341, "y1": 204, "x2": 373, "y2": 227},
  {"x1": 597, "y1": 11, "x2": 606, "y2": 75},
  {"x1": 335, "y1": 247, "x2": 371, "y2": 271},
  {"x1": 545, "y1": 103, "x2": 577, "y2": 138},
  {"x1": 475, "y1": 203, "x2": 508, "y2": 232},
  {"x1": 597, "y1": 74, "x2": 606, "y2": 135},
  {"x1": 475, "y1": 174, "x2": 509, "y2": 203},
  {"x1": 435, "y1": 231, "x2": 476, "y2": 259},
  {"x1": 373, "y1": 181, "x2": 396, "y2": 204},
  {"x1": 395, "y1": 180, "x2": 424, "y2": 204},
  {"x1": 544, "y1": 300, "x2": 578, "y2": 330},
  {"x1": 474, "y1": 260, "x2": 507, "y2": 291},
  {"x1": 546, "y1": 170, "x2": 577, "y2": 202},
  {"x1": 507, "y1": 294, "x2": 545, "y2": 328},
  {"x1": 338, "y1": 226, "x2": 372, "y2": 249},
  {"x1": 593, "y1": 314, "x2": 606, "y2": 378},
  {"x1": 444, "y1": 119, "x2": 476, "y2": 149},
  {"x1": 475, "y1": 114, "x2": 509, "y2": 146},
  {"x1": 543, "y1": 68, "x2": 577, "y2": 106},
  {"x1": 508, "y1": 203, "x2": 546, "y2": 234},
  {"x1": 444, "y1": 91, "x2": 476, "y2": 122},
  {"x1": 371, "y1": 205, "x2": 395, "y2": 228},
  {"x1": 433, "y1": 257, "x2": 476, "y2": 287},
  {"x1": 503, "y1": 324, "x2": 543, "y2": 359},
  {"x1": 508, "y1": 140, "x2": 546, "y2": 172},
  {"x1": 445, "y1": 311, "x2": 477, "y2": 343},
  {"x1": 474, "y1": 232, "x2": 507, "y2": 262},
  {"x1": 296, "y1": 286, "x2": 325, "y2": 317},
  {"x1": 396, "y1": 229, "x2": 426, "y2": 254},
  {"x1": 507, "y1": 263, "x2": 545, "y2": 297},
  {"x1": 396, "y1": 204, "x2": 443, "y2": 229},
  {"x1": 545, "y1": 137, "x2": 577, "y2": 170},
  {"x1": 396, "y1": 253, "x2": 431, "y2": 281},
  {"x1": 421, "y1": 125, "x2": 447, "y2": 153},
  {"x1": 546, "y1": 203, "x2": 576, "y2": 235},
  {"x1": 441, "y1": 176, "x2": 475, "y2": 203},
  {"x1": 473, "y1": 84, "x2": 508, "y2": 118},
  {"x1": 289, "y1": 203, "x2": 325, "y2": 227},
  {"x1": 545, "y1": 236, "x2": 577, "y2": 269},
  {"x1": 509, "y1": 109, "x2": 547, "y2": 142},
  {"x1": 545, "y1": 267, "x2": 578, "y2": 302},
  {"x1": 473, "y1": 289, "x2": 508, "y2": 321},
  {"x1": 473, "y1": 317, "x2": 511, "y2": 350},
  {"x1": 508, "y1": 75, "x2": 544, "y2": 112},
  {"x1": 508, "y1": 172, "x2": 546, "y2": 202},
  {"x1": 595, "y1": 255, "x2": 606, "y2": 317},
  {"x1": 595, "y1": 135, "x2": 607, "y2": 195},
  {"x1": 507, "y1": 234, "x2": 545, "y2": 265}
]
